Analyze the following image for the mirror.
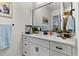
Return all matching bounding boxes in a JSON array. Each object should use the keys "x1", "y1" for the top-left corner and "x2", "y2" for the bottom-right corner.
[
  {"x1": 32, "y1": 2, "x2": 61, "y2": 32},
  {"x1": 32, "y1": 2, "x2": 75, "y2": 33}
]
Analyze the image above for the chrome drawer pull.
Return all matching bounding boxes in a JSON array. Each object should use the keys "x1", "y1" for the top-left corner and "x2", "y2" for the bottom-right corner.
[{"x1": 56, "y1": 47, "x2": 63, "y2": 50}]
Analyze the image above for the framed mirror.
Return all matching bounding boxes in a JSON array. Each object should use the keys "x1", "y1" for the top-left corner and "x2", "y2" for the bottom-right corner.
[
  {"x1": 32, "y1": 2, "x2": 61, "y2": 32},
  {"x1": 32, "y1": 2, "x2": 75, "y2": 34}
]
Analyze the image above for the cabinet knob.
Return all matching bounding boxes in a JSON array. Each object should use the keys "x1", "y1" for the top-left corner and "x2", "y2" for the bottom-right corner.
[
  {"x1": 35, "y1": 47, "x2": 39, "y2": 52},
  {"x1": 24, "y1": 51, "x2": 27, "y2": 54},
  {"x1": 24, "y1": 44, "x2": 27, "y2": 46}
]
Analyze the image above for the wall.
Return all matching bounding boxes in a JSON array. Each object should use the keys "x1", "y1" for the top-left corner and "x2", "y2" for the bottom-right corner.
[
  {"x1": 78, "y1": 3, "x2": 79, "y2": 56},
  {"x1": 73, "y1": 2, "x2": 79, "y2": 56},
  {"x1": 0, "y1": 2, "x2": 32, "y2": 56},
  {"x1": 70, "y1": 2, "x2": 79, "y2": 56}
]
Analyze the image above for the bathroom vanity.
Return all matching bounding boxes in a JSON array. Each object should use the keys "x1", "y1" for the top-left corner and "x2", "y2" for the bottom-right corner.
[
  {"x1": 22, "y1": 2, "x2": 77, "y2": 56},
  {"x1": 22, "y1": 33, "x2": 77, "y2": 56}
]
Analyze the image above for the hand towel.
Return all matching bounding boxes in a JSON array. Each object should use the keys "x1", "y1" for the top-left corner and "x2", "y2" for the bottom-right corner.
[
  {"x1": 66, "y1": 16, "x2": 75, "y2": 32},
  {"x1": 0, "y1": 24, "x2": 12, "y2": 49}
]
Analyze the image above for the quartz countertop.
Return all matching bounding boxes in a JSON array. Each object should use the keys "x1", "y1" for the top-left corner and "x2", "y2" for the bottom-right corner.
[{"x1": 23, "y1": 32, "x2": 77, "y2": 47}]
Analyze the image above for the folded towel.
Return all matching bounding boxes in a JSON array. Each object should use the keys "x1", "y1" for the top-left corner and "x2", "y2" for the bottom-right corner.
[
  {"x1": 0, "y1": 24, "x2": 12, "y2": 49},
  {"x1": 66, "y1": 16, "x2": 75, "y2": 32}
]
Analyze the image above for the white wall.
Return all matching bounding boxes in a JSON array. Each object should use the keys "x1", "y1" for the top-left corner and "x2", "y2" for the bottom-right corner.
[
  {"x1": 0, "y1": 2, "x2": 32, "y2": 56},
  {"x1": 70, "y1": 2, "x2": 79, "y2": 56},
  {"x1": 73, "y1": 2, "x2": 79, "y2": 56},
  {"x1": 78, "y1": 3, "x2": 79, "y2": 56}
]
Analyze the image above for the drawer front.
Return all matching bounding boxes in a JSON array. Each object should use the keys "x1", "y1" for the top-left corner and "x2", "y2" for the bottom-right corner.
[
  {"x1": 50, "y1": 42, "x2": 72, "y2": 55},
  {"x1": 23, "y1": 35, "x2": 30, "y2": 41},
  {"x1": 23, "y1": 35, "x2": 30, "y2": 50},
  {"x1": 23, "y1": 48, "x2": 30, "y2": 56},
  {"x1": 50, "y1": 50, "x2": 66, "y2": 56},
  {"x1": 23, "y1": 35, "x2": 27, "y2": 40},
  {"x1": 30, "y1": 37, "x2": 49, "y2": 48},
  {"x1": 23, "y1": 40, "x2": 30, "y2": 50}
]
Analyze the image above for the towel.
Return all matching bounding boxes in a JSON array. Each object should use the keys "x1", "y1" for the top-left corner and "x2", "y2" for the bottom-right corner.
[
  {"x1": 66, "y1": 16, "x2": 75, "y2": 32},
  {"x1": 0, "y1": 24, "x2": 12, "y2": 49}
]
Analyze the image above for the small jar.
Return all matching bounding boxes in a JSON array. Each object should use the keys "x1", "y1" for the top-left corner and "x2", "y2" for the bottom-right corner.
[{"x1": 48, "y1": 31, "x2": 52, "y2": 36}]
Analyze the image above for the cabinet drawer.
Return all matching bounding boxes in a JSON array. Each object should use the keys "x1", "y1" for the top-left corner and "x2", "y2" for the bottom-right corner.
[
  {"x1": 23, "y1": 48, "x2": 30, "y2": 56},
  {"x1": 50, "y1": 50, "x2": 66, "y2": 56},
  {"x1": 30, "y1": 37, "x2": 49, "y2": 48},
  {"x1": 23, "y1": 40, "x2": 30, "y2": 50},
  {"x1": 50, "y1": 42, "x2": 72, "y2": 55},
  {"x1": 23, "y1": 35, "x2": 29, "y2": 41}
]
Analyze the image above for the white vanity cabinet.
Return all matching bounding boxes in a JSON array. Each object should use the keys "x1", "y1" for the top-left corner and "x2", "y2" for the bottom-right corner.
[
  {"x1": 22, "y1": 34, "x2": 77, "y2": 56},
  {"x1": 22, "y1": 35, "x2": 49, "y2": 56}
]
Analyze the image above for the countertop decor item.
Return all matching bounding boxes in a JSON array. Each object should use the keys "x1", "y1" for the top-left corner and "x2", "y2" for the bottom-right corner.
[
  {"x1": 48, "y1": 30, "x2": 52, "y2": 36},
  {"x1": 25, "y1": 25, "x2": 32, "y2": 34},
  {"x1": 32, "y1": 26, "x2": 38, "y2": 34}
]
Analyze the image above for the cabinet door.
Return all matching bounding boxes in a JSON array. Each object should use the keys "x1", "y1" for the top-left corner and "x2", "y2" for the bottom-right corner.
[
  {"x1": 38, "y1": 47, "x2": 49, "y2": 56},
  {"x1": 30, "y1": 42, "x2": 49, "y2": 56},
  {"x1": 50, "y1": 50, "x2": 66, "y2": 56},
  {"x1": 50, "y1": 42, "x2": 71, "y2": 55},
  {"x1": 30, "y1": 43, "x2": 39, "y2": 56}
]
